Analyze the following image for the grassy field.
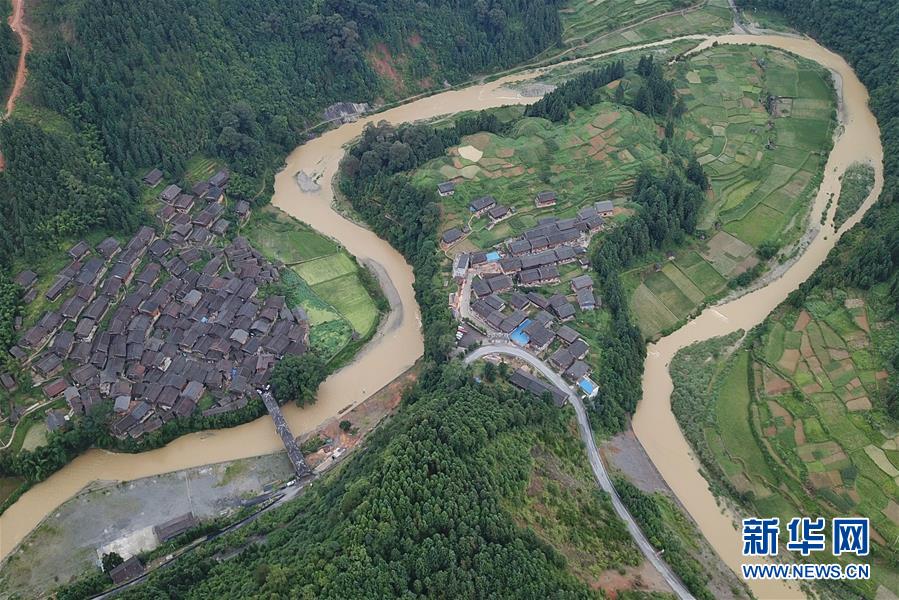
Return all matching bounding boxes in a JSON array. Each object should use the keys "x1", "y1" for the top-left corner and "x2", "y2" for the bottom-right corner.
[
  {"x1": 626, "y1": 45, "x2": 835, "y2": 337},
  {"x1": 555, "y1": 0, "x2": 733, "y2": 59},
  {"x1": 413, "y1": 101, "x2": 663, "y2": 251},
  {"x1": 559, "y1": 0, "x2": 695, "y2": 45},
  {"x1": 246, "y1": 207, "x2": 382, "y2": 356},
  {"x1": 677, "y1": 45, "x2": 835, "y2": 245},
  {"x1": 244, "y1": 207, "x2": 340, "y2": 264},
  {"x1": 834, "y1": 162, "x2": 876, "y2": 229},
  {"x1": 673, "y1": 286, "x2": 899, "y2": 597}
]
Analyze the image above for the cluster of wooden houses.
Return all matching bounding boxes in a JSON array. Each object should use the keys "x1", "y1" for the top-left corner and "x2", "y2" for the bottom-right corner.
[
  {"x1": 4, "y1": 169, "x2": 312, "y2": 440},
  {"x1": 444, "y1": 192, "x2": 617, "y2": 397}
]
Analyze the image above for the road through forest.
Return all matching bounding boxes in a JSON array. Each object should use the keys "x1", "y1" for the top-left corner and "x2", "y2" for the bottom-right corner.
[
  {"x1": 0, "y1": 25, "x2": 884, "y2": 600},
  {"x1": 465, "y1": 345, "x2": 695, "y2": 600}
]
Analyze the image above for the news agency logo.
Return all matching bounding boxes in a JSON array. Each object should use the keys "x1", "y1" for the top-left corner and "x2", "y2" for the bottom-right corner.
[{"x1": 741, "y1": 517, "x2": 871, "y2": 580}]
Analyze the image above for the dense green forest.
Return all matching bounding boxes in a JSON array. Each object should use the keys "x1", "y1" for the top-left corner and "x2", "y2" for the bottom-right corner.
[
  {"x1": 739, "y1": 0, "x2": 899, "y2": 406},
  {"x1": 61, "y1": 369, "x2": 624, "y2": 599},
  {"x1": 0, "y1": 0, "x2": 564, "y2": 270},
  {"x1": 590, "y1": 167, "x2": 706, "y2": 430},
  {"x1": 0, "y1": 119, "x2": 141, "y2": 267},
  {"x1": 524, "y1": 60, "x2": 624, "y2": 121},
  {"x1": 0, "y1": 0, "x2": 18, "y2": 97}
]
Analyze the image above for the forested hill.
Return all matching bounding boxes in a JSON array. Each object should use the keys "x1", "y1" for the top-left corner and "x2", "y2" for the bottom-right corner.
[
  {"x1": 63, "y1": 371, "x2": 623, "y2": 599},
  {"x1": 0, "y1": 0, "x2": 563, "y2": 268},
  {"x1": 737, "y1": 1, "x2": 898, "y2": 295},
  {"x1": 0, "y1": 0, "x2": 19, "y2": 98}
]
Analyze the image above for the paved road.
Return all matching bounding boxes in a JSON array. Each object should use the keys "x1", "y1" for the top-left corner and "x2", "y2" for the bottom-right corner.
[{"x1": 465, "y1": 344, "x2": 695, "y2": 600}]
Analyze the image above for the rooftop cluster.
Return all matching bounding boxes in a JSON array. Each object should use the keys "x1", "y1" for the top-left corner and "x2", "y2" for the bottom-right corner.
[{"x1": 5, "y1": 169, "x2": 311, "y2": 439}]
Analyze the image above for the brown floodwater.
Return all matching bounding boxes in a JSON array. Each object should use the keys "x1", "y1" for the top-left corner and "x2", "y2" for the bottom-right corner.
[
  {"x1": 0, "y1": 51, "x2": 549, "y2": 562},
  {"x1": 633, "y1": 35, "x2": 884, "y2": 600},
  {"x1": 0, "y1": 33, "x2": 882, "y2": 600}
]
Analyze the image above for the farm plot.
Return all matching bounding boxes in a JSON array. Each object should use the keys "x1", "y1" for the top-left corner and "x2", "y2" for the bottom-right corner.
[
  {"x1": 414, "y1": 101, "x2": 663, "y2": 249},
  {"x1": 561, "y1": 0, "x2": 733, "y2": 57},
  {"x1": 560, "y1": 0, "x2": 686, "y2": 44},
  {"x1": 246, "y1": 206, "x2": 339, "y2": 264},
  {"x1": 686, "y1": 289, "x2": 899, "y2": 594},
  {"x1": 749, "y1": 296, "x2": 899, "y2": 577},
  {"x1": 312, "y1": 273, "x2": 379, "y2": 336},
  {"x1": 676, "y1": 45, "x2": 835, "y2": 249},
  {"x1": 247, "y1": 206, "x2": 381, "y2": 352},
  {"x1": 294, "y1": 253, "x2": 357, "y2": 285},
  {"x1": 712, "y1": 352, "x2": 779, "y2": 495}
]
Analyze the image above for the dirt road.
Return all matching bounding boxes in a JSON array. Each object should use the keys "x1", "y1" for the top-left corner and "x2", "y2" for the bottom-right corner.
[{"x1": 5, "y1": 0, "x2": 29, "y2": 117}]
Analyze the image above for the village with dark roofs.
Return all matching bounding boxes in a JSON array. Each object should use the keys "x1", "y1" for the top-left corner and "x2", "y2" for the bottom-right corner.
[
  {"x1": 2, "y1": 168, "x2": 311, "y2": 441},
  {"x1": 441, "y1": 183, "x2": 615, "y2": 401}
]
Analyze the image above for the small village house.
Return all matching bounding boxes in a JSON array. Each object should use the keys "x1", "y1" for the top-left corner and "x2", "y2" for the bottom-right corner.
[
  {"x1": 469, "y1": 195, "x2": 496, "y2": 217},
  {"x1": 437, "y1": 181, "x2": 456, "y2": 197},
  {"x1": 535, "y1": 190, "x2": 557, "y2": 208}
]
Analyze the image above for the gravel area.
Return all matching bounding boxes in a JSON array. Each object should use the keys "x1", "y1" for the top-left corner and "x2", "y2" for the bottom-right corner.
[{"x1": 0, "y1": 453, "x2": 293, "y2": 598}]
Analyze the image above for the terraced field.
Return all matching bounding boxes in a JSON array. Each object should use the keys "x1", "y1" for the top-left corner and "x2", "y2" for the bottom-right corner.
[
  {"x1": 560, "y1": 0, "x2": 690, "y2": 45},
  {"x1": 627, "y1": 45, "x2": 836, "y2": 337},
  {"x1": 415, "y1": 43, "x2": 835, "y2": 340},
  {"x1": 677, "y1": 45, "x2": 835, "y2": 243},
  {"x1": 693, "y1": 290, "x2": 898, "y2": 596},
  {"x1": 556, "y1": 0, "x2": 733, "y2": 58},
  {"x1": 413, "y1": 101, "x2": 663, "y2": 249}
]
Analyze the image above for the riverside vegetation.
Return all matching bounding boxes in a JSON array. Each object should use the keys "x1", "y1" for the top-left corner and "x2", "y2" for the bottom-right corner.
[
  {"x1": 3, "y1": 0, "x2": 896, "y2": 597},
  {"x1": 57, "y1": 371, "x2": 646, "y2": 599},
  {"x1": 0, "y1": 0, "x2": 566, "y2": 510},
  {"x1": 666, "y1": 7, "x2": 899, "y2": 589},
  {"x1": 0, "y1": 0, "x2": 568, "y2": 353},
  {"x1": 671, "y1": 286, "x2": 898, "y2": 597}
]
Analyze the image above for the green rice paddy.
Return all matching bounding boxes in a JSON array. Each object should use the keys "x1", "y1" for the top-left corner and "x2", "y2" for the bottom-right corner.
[
  {"x1": 245, "y1": 207, "x2": 339, "y2": 264},
  {"x1": 688, "y1": 290, "x2": 898, "y2": 596},
  {"x1": 627, "y1": 45, "x2": 835, "y2": 337},
  {"x1": 678, "y1": 45, "x2": 835, "y2": 246},
  {"x1": 419, "y1": 42, "x2": 835, "y2": 340},
  {"x1": 555, "y1": 0, "x2": 733, "y2": 59},
  {"x1": 560, "y1": 0, "x2": 687, "y2": 45},
  {"x1": 246, "y1": 207, "x2": 381, "y2": 357}
]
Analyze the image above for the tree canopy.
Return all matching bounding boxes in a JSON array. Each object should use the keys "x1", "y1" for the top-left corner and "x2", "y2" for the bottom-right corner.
[
  {"x1": 0, "y1": 0, "x2": 566, "y2": 271},
  {"x1": 271, "y1": 354, "x2": 327, "y2": 406}
]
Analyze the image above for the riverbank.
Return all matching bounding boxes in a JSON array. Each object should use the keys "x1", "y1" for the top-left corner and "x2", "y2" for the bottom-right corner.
[
  {"x1": 0, "y1": 363, "x2": 417, "y2": 597},
  {"x1": 634, "y1": 33, "x2": 884, "y2": 600},
  {"x1": 0, "y1": 30, "x2": 709, "y2": 563},
  {"x1": 0, "y1": 32, "x2": 883, "y2": 600}
]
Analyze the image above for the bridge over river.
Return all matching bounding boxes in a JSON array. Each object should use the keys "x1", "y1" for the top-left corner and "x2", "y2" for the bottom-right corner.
[{"x1": 260, "y1": 391, "x2": 312, "y2": 478}]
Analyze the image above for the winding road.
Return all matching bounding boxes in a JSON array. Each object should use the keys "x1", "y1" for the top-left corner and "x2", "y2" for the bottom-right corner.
[
  {"x1": 5, "y1": 0, "x2": 28, "y2": 117},
  {"x1": 465, "y1": 345, "x2": 695, "y2": 600},
  {"x1": 0, "y1": 20, "x2": 884, "y2": 600}
]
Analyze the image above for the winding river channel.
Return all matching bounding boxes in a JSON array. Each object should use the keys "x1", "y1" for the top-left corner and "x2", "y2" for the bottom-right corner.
[
  {"x1": 634, "y1": 34, "x2": 884, "y2": 599},
  {"x1": 0, "y1": 32, "x2": 884, "y2": 599}
]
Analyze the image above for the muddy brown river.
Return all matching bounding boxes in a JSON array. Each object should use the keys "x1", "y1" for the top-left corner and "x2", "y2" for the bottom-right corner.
[
  {"x1": 634, "y1": 35, "x2": 884, "y2": 599},
  {"x1": 0, "y1": 32, "x2": 883, "y2": 600}
]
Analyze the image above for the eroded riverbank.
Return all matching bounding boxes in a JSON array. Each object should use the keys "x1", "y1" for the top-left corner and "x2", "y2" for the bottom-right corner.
[
  {"x1": 0, "y1": 33, "x2": 883, "y2": 600},
  {"x1": 633, "y1": 34, "x2": 884, "y2": 600}
]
